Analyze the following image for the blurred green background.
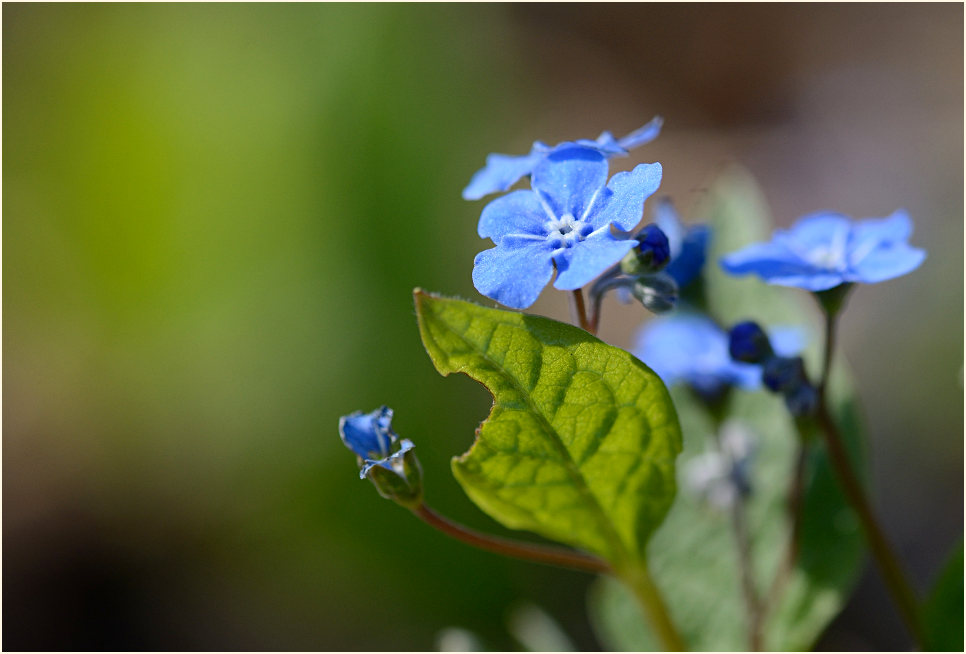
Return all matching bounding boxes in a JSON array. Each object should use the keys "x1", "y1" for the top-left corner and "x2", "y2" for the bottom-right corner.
[{"x1": 4, "y1": 3, "x2": 962, "y2": 650}]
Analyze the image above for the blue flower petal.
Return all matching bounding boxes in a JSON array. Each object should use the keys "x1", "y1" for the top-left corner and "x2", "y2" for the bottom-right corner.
[
  {"x1": 769, "y1": 326, "x2": 806, "y2": 357},
  {"x1": 531, "y1": 146, "x2": 609, "y2": 221},
  {"x1": 847, "y1": 209, "x2": 915, "y2": 269},
  {"x1": 655, "y1": 198, "x2": 685, "y2": 258},
  {"x1": 552, "y1": 231, "x2": 637, "y2": 291},
  {"x1": 616, "y1": 116, "x2": 664, "y2": 150},
  {"x1": 472, "y1": 235, "x2": 555, "y2": 309},
  {"x1": 477, "y1": 189, "x2": 550, "y2": 240},
  {"x1": 587, "y1": 162, "x2": 663, "y2": 232},
  {"x1": 584, "y1": 132, "x2": 625, "y2": 155},
  {"x1": 653, "y1": 198, "x2": 710, "y2": 288},
  {"x1": 665, "y1": 224, "x2": 710, "y2": 288},
  {"x1": 851, "y1": 209, "x2": 912, "y2": 246},
  {"x1": 849, "y1": 244, "x2": 926, "y2": 284},
  {"x1": 720, "y1": 242, "x2": 810, "y2": 278},
  {"x1": 462, "y1": 150, "x2": 544, "y2": 201},
  {"x1": 778, "y1": 212, "x2": 851, "y2": 252},
  {"x1": 339, "y1": 406, "x2": 395, "y2": 460}
]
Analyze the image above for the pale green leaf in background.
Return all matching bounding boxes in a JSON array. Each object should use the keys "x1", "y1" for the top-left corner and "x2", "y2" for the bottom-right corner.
[{"x1": 414, "y1": 290, "x2": 682, "y2": 569}]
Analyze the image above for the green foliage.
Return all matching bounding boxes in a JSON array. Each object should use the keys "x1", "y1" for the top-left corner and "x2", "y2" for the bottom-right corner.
[
  {"x1": 923, "y1": 539, "x2": 964, "y2": 651},
  {"x1": 589, "y1": 166, "x2": 866, "y2": 651},
  {"x1": 414, "y1": 290, "x2": 682, "y2": 567}
]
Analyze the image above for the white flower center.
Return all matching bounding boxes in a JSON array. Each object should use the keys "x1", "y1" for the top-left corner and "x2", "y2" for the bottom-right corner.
[
  {"x1": 802, "y1": 224, "x2": 850, "y2": 271},
  {"x1": 544, "y1": 213, "x2": 593, "y2": 252}
]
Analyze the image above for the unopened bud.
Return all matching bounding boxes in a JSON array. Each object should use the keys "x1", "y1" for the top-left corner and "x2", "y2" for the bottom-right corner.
[
  {"x1": 784, "y1": 383, "x2": 818, "y2": 417},
  {"x1": 339, "y1": 407, "x2": 424, "y2": 509},
  {"x1": 632, "y1": 272, "x2": 678, "y2": 314},
  {"x1": 621, "y1": 224, "x2": 671, "y2": 275},
  {"x1": 762, "y1": 356, "x2": 806, "y2": 393},
  {"x1": 728, "y1": 321, "x2": 774, "y2": 363},
  {"x1": 363, "y1": 441, "x2": 423, "y2": 509}
]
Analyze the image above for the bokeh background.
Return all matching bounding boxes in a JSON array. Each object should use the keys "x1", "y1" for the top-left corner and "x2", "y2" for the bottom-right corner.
[{"x1": 4, "y1": 3, "x2": 962, "y2": 650}]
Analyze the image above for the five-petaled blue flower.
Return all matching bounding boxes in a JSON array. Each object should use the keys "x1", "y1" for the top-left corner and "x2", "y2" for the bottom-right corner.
[
  {"x1": 720, "y1": 209, "x2": 925, "y2": 291},
  {"x1": 462, "y1": 117, "x2": 663, "y2": 201},
  {"x1": 339, "y1": 406, "x2": 415, "y2": 479},
  {"x1": 654, "y1": 198, "x2": 711, "y2": 289},
  {"x1": 472, "y1": 146, "x2": 662, "y2": 309},
  {"x1": 634, "y1": 313, "x2": 802, "y2": 399}
]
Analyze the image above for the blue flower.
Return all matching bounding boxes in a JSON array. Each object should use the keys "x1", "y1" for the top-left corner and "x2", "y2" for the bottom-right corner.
[
  {"x1": 654, "y1": 198, "x2": 711, "y2": 289},
  {"x1": 339, "y1": 406, "x2": 415, "y2": 479},
  {"x1": 473, "y1": 146, "x2": 662, "y2": 309},
  {"x1": 462, "y1": 117, "x2": 663, "y2": 201},
  {"x1": 633, "y1": 313, "x2": 802, "y2": 399},
  {"x1": 720, "y1": 209, "x2": 925, "y2": 291}
]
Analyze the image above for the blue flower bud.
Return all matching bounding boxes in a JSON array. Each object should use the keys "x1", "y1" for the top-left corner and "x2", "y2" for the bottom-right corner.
[
  {"x1": 637, "y1": 224, "x2": 672, "y2": 268},
  {"x1": 784, "y1": 383, "x2": 818, "y2": 417},
  {"x1": 762, "y1": 356, "x2": 808, "y2": 393},
  {"x1": 729, "y1": 321, "x2": 774, "y2": 363},
  {"x1": 339, "y1": 407, "x2": 423, "y2": 508},
  {"x1": 621, "y1": 224, "x2": 671, "y2": 275}
]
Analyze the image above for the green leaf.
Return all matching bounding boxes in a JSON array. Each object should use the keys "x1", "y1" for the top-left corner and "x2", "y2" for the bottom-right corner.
[
  {"x1": 414, "y1": 289, "x2": 682, "y2": 567},
  {"x1": 923, "y1": 539, "x2": 964, "y2": 651},
  {"x1": 589, "y1": 166, "x2": 866, "y2": 651}
]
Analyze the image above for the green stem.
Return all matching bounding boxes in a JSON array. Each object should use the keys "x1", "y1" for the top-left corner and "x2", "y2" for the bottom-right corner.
[
  {"x1": 818, "y1": 299, "x2": 838, "y2": 395},
  {"x1": 621, "y1": 565, "x2": 687, "y2": 651},
  {"x1": 764, "y1": 440, "x2": 808, "y2": 614},
  {"x1": 414, "y1": 508, "x2": 686, "y2": 648},
  {"x1": 732, "y1": 497, "x2": 763, "y2": 650},
  {"x1": 710, "y1": 416, "x2": 762, "y2": 650},
  {"x1": 815, "y1": 402, "x2": 925, "y2": 646},
  {"x1": 813, "y1": 289, "x2": 926, "y2": 646},
  {"x1": 412, "y1": 503, "x2": 609, "y2": 574}
]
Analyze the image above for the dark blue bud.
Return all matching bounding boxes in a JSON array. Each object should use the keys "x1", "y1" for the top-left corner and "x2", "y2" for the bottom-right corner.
[
  {"x1": 729, "y1": 321, "x2": 774, "y2": 363},
  {"x1": 621, "y1": 224, "x2": 670, "y2": 275},
  {"x1": 637, "y1": 224, "x2": 671, "y2": 268},
  {"x1": 762, "y1": 356, "x2": 806, "y2": 393},
  {"x1": 784, "y1": 383, "x2": 818, "y2": 417}
]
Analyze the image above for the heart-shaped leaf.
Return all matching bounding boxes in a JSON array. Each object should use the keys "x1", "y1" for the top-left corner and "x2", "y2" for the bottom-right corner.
[{"x1": 415, "y1": 290, "x2": 681, "y2": 568}]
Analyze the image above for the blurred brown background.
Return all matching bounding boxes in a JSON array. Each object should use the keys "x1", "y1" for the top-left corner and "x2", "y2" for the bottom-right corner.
[{"x1": 4, "y1": 3, "x2": 962, "y2": 650}]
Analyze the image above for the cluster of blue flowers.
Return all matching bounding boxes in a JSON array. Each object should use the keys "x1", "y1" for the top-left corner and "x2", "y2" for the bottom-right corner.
[
  {"x1": 634, "y1": 313, "x2": 804, "y2": 401},
  {"x1": 341, "y1": 116, "x2": 926, "y2": 499},
  {"x1": 728, "y1": 321, "x2": 818, "y2": 416}
]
